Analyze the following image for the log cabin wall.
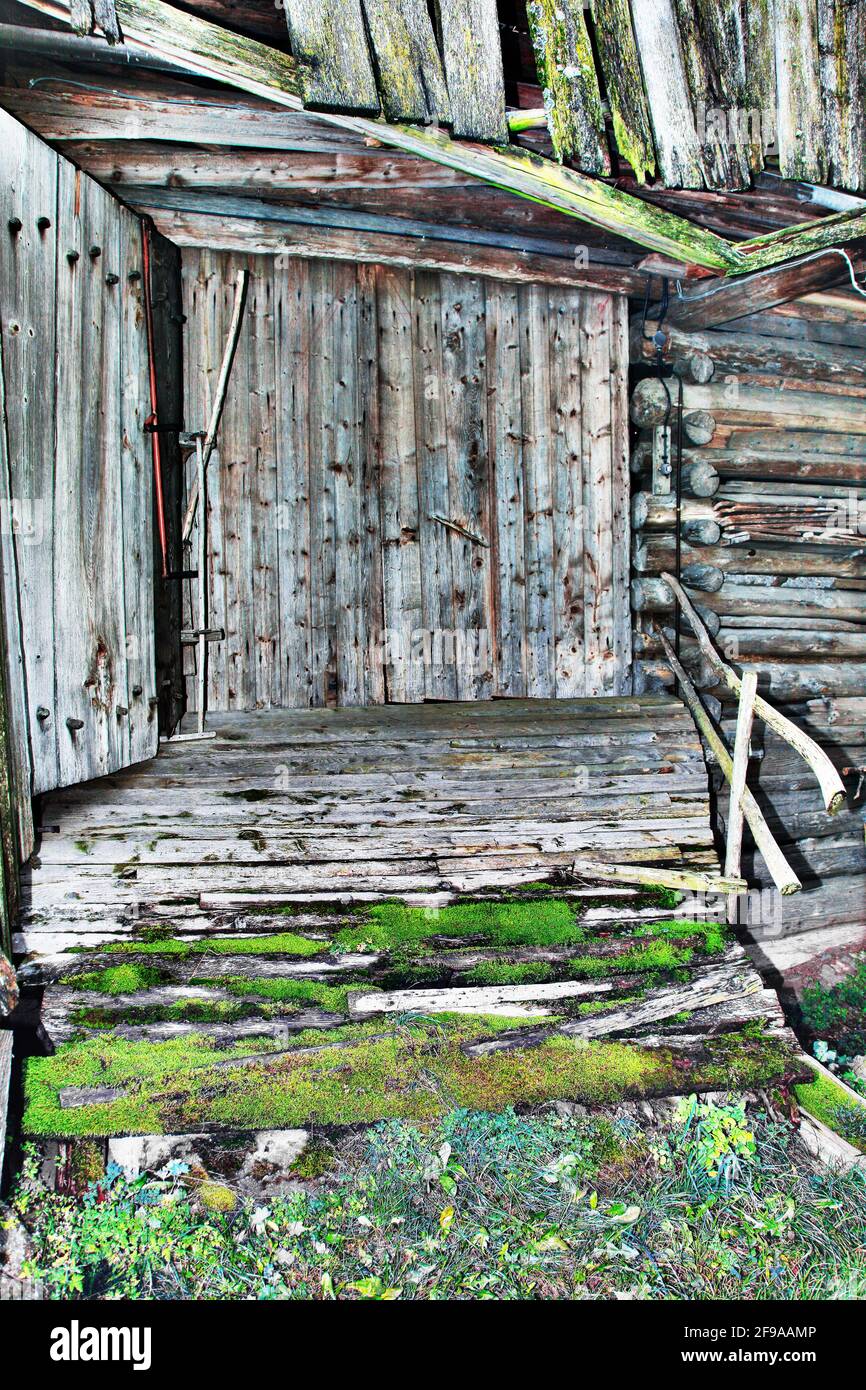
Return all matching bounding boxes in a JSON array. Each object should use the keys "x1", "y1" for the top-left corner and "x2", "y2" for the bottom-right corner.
[
  {"x1": 181, "y1": 249, "x2": 632, "y2": 710},
  {"x1": 629, "y1": 291, "x2": 866, "y2": 969}
]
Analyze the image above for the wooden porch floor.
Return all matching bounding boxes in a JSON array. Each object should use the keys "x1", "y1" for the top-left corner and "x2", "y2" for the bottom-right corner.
[
  {"x1": 21, "y1": 695, "x2": 717, "y2": 956},
  {"x1": 14, "y1": 698, "x2": 807, "y2": 1149}
]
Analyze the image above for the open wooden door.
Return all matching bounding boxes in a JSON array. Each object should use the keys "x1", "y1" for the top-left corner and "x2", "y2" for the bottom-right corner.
[{"x1": 0, "y1": 111, "x2": 157, "y2": 843}]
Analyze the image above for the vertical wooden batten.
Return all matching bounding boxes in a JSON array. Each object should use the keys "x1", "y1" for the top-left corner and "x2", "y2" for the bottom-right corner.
[
  {"x1": 434, "y1": 0, "x2": 509, "y2": 142},
  {"x1": 525, "y1": 0, "x2": 610, "y2": 171},
  {"x1": 282, "y1": 0, "x2": 379, "y2": 113},
  {"x1": 360, "y1": 0, "x2": 451, "y2": 125}
]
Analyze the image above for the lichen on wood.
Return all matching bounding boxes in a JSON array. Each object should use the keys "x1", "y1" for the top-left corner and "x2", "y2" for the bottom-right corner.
[
  {"x1": 742, "y1": 0, "x2": 776, "y2": 170},
  {"x1": 433, "y1": 0, "x2": 508, "y2": 142},
  {"x1": 674, "y1": 0, "x2": 750, "y2": 189},
  {"x1": 283, "y1": 0, "x2": 379, "y2": 113},
  {"x1": 817, "y1": 0, "x2": 866, "y2": 191},
  {"x1": 588, "y1": 0, "x2": 655, "y2": 184},
  {"x1": 525, "y1": 0, "x2": 609, "y2": 171},
  {"x1": 772, "y1": 0, "x2": 827, "y2": 182},
  {"x1": 360, "y1": 0, "x2": 451, "y2": 124}
]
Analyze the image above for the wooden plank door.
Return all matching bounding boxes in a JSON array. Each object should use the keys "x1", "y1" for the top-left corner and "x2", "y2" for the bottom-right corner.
[{"x1": 0, "y1": 110, "x2": 157, "y2": 800}]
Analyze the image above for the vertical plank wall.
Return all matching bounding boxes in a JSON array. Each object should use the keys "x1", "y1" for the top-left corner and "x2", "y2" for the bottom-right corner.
[
  {"x1": 182, "y1": 251, "x2": 631, "y2": 708},
  {"x1": 0, "y1": 110, "x2": 158, "y2": 809}
]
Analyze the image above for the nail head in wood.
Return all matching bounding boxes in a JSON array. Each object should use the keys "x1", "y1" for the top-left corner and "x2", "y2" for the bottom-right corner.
[{"x1": 65, "y1": 717, "x2": 84, "y2": 732}]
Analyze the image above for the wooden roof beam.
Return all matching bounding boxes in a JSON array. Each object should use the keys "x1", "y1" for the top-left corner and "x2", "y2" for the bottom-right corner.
[
  {"x1": 13, "y1": 0, "x2": 742, "y2": 269},
  {"x1": 128, "y1": 196, "x2": 648, "y2": 293},
  {"x1": 667, "y1": 252, "x2": 862, "y2": 330}
]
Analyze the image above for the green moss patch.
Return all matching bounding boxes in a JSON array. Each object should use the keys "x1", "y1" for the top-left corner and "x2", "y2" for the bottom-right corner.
[
  {"x1": 567, "y1": 939, "x2": 694, "y2": 979},
  {"x1": 461, "y1": 961, "x2": 558, "y2": 986},
  {"x1": 206, "y1": 975, "x2": 355, "y2": 1016},
  {"x1": 336, "y1": 899, "x2": 585, "y2": 953},
  {"x1": 634, "y1": 918, "x2": 729, "y2": 955},
  {"x1": 71, "y1": 998, "x2": 282, "y2": 1030},
  {"x1": 82, "y1": 932, "x2": 327, "y2": 960},
  {"x1": 63, "y1": 964, "x2": 167, "y2": 995},
  {"x1": 795, "y1": 1069, "x2": 866, "y2": 1154},
  {"x1": 23, "y1": 1017, "x2": 799, "y2": 1139}
]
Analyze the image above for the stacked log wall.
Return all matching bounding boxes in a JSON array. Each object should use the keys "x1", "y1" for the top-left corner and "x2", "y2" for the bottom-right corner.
[{"x1": 628, "y1": 291, "x2": 866, "y2": 974}]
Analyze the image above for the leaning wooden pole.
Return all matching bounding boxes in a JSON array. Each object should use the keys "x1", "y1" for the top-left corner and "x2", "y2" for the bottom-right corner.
[
  {"x1": 182, "y1": 266, "x2": 248, "y2": 543},
  {"x1": 653, "y1": 625, "x2": 801, "y2": 896},
  {"x1": 660, "y1": 571, "x2": 846, "y2": 816},
  {"x1": 724, "y1": 671, "x2": 758, "y2": 924}
]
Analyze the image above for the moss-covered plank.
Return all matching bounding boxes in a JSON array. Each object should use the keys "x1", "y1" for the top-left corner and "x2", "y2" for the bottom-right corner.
[
  {"x1": 588, "y1": 0, "x2": 655, "y2": 184},
  {"x1": 734, "y1": 206, "x2": 866, "y2": 273},
  {"x1": 434, "y1": 0, "x2": 508, "y2": 142},
  {"x1": 399, "y1": 132, "x2": 741, "y2": 267},
  {"x1": 117, "y1": 0, "x2": 306, "y2": 99},
  {"x1": 525, "y1": 0, "x2": 609, "y2": 171},
  {"x1": 283, "y1": 0, "x2": 379, "y2": 112},
  {"x1": 22, "y1": 1017, "x2": 805, "y2": 1138},
  {"x1": 360, "y1": 0, "x2": 451, "y2": 124}
]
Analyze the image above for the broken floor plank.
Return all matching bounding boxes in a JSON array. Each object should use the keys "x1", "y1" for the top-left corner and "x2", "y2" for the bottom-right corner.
[{"x1": 32, "y1": 1015, "x2": 807, "y2": 1137}]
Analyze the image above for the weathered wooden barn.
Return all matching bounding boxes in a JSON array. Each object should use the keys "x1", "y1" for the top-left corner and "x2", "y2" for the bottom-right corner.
[{"x1": 0, "y1": 0, "x2": 864, "y2": 1177}]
